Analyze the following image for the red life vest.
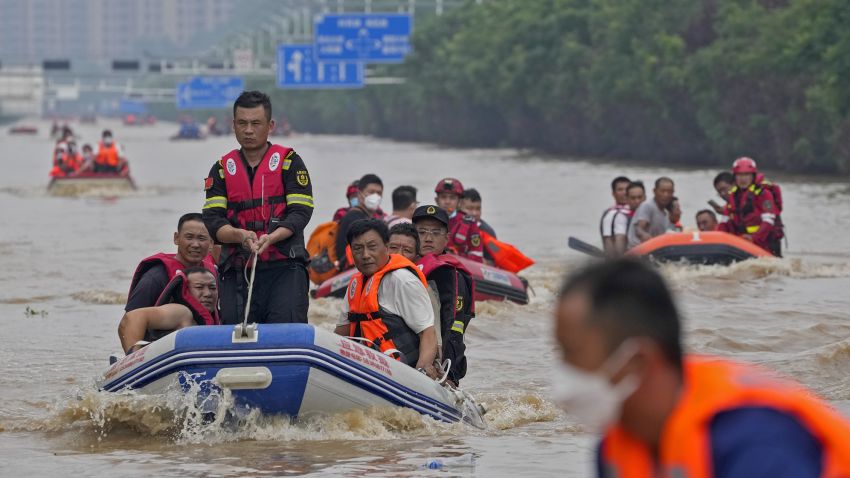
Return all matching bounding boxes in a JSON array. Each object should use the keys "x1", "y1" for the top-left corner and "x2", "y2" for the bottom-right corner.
[
  {"x1": 128, "y1": 253, "x2": 219, "y2": 340},
  {"x1": 725, "y1": 184, "x2": 778, "y2": 245},
  {"x1": 418, "y1": 253, "x2": 476, "y2": 316},
  {"x1": 346, "y1": 254, "x2": 429, "y2": 366},
  {"x1": 601, "y1": 356, "x2": 850, "y2": 478},
  {"x1": 221, "y1": 145, "x2": 292, "y2": 264},
  {"x1": 448, "y1": 214, "x2": 484, "y2": 262}
]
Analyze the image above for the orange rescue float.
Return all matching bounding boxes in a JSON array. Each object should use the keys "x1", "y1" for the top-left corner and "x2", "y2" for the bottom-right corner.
[{"x1": 626, "y1": 231, "x2": 773, "y2": 265}]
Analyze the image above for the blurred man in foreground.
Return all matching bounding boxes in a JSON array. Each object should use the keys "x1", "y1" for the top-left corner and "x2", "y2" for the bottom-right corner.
[{"x1": 553, "y1": 259, "x2": 850, "y2": 477}]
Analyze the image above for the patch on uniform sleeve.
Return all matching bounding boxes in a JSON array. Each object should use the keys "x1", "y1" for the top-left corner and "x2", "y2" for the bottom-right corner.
[
  {"x1": 204, "y1": 177, "x2": 213, "y2": 190},
  {"x1": 296, "y1": 170, "x2": 310, "y2": 187},
  {"x1": 763, "y1": 200, "x2": 773, "y2": 211},
  {"x1": 218, "y1": 168, "x2": 225, "y2": 179},
  {"x1": 455, "y1": 295, "x2": 463, "y2": 311},
  {"x1": 285, "y1": 149, "x2": 295, "y2": 159},
  {"x1": 470, "y1": 234, "x2": 481, "y2": 247}
]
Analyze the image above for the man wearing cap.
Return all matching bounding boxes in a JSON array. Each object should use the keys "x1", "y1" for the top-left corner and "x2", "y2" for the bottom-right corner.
[
  {"x1": 413, "y1": 205, "x2": 476, "y2": 386},
  {"x1": 434, "y1": 178, "x2": 484, "y2": 263}
]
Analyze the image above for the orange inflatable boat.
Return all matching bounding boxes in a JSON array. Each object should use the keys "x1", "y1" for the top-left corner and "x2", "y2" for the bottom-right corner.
[{"x1": 626, "y1": 231, "x2": 773, "y2": 265}]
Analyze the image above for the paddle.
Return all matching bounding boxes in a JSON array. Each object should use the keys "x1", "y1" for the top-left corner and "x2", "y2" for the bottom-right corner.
[{"x1": 567, "y1": 236, "x2": 605, "y2": 258}]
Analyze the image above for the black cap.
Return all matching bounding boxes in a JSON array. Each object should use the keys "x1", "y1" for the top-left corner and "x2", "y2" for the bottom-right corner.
[{"x1": 412, "y1": 204, "x2": 449, "y2": 227}]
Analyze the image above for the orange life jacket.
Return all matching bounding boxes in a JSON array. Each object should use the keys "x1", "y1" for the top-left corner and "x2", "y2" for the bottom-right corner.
[
  {"x1": 220, "y1": 145, "x2": 292, "y2": 266},
  {"x1": 601, "y1": 356, "x2": 850, "y2": 478},
  {"x1": 480, "y1": 231, "x2": 534, "y2": 273},
  {"x1": 307, "y1": 221, "x2": 340, "y2": 285},
  {"x1": 96, "y1": 142, "x2": 119, "y2": 167},
  {"x1": 346, "y1": 254, "x2": 429, "y2": 366}
]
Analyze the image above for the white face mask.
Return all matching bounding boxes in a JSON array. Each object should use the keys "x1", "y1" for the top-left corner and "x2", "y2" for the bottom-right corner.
[
  {"x1": 364, "y1": 193, "x2": 382, "y2": 211},
  {"x1": 551, "y1": 340, "x2": 640, "y2": 433},
  {"x1": 103, "y1": 136, "x2": 113, "y2": 146}
]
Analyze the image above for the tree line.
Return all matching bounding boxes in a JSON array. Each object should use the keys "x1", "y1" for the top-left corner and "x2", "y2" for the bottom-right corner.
[{"x1": 257, "y1": 0, "x2": 850, "y2": 174}]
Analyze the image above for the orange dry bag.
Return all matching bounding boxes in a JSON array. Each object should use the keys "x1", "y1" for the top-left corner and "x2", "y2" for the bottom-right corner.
[
  {"x1": 481, "y1": 231, "x2": 534, "y2": 273},
  {"x1": 306, "y1": 221, "x2": 340, "y2": 285}
]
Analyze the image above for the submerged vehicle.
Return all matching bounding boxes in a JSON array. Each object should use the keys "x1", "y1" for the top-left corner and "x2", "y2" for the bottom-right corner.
[{"x1": 98, "y1": 323, "x2": 487, "y2": 428}]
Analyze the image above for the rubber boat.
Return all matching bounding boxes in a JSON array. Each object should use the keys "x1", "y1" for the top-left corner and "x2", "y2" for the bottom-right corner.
[
  {"x1": 97, "y1": 323, "x2": 487, "y2": 428},
  {"x1": 47, "y1": 171, "x2": 136, "y2": 197},
  {"x1": 626, "y1": 231, "x2": 773, "y2": 265},
  {"x1": 8, "y1": 125, "x2": 38, "y2": 135},
  {"x1": 312, "y1": 254, "x2": 530, "y2": 304}
]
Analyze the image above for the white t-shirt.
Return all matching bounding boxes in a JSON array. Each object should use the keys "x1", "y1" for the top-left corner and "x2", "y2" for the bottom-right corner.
[
  {"x1": 385, "y1": 214, "x2": 412, "y2": 229},
  {"x1": 337, "y1": 268, "x2": 435, "y2": 334},
  {"x1": 601, "y1": 205, "x2": 631, "y2": 237}
]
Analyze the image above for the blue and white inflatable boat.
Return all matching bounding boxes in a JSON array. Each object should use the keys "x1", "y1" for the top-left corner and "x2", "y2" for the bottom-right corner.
[{"x1": 97, "y1": 323, "x2": 487, "y2": 428}]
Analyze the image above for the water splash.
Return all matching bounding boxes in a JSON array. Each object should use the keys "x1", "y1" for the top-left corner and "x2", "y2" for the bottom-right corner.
[{"x1": 71, "y1": 290, "x2": 126, "y2": 305}]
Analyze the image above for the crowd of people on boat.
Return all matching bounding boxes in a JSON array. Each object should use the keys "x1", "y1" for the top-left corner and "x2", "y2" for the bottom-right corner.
[
  {"x1": 49, "y1": 127, "x2": 129, "y2": 177},
  {"x1": 117, "y1": 91, "x2": 532, "y2": 388},
  {"x1": 599, "y1": 157, "x2": 784, "y2": 257}
]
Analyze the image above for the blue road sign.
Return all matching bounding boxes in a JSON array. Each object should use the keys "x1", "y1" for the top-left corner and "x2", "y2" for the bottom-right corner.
[
  {"x1": 175, "y1": 76, "x2": 244, "y2": 110},
  {"x1": 314, "y1": 13, "x2": 412, "y2": 63},
  {"x1": 119, "y1": 99, "x2": 147, "y2": 114},
  {"x1": 277, "y1": 44, "x2": 364, "y2": 89}
]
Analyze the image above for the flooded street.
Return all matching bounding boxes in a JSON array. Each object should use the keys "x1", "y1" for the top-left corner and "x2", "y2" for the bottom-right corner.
[{"x1": 1, "y1": 119, "x2": 849, "y2": 476}]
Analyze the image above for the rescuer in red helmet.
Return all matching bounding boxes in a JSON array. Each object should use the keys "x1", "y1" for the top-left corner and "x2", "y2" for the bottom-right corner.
[
  {"x1": 719, "y1": 157, "x2": 782, "y2": 256},
  {"x1": 434, "y1": 178, "x2": 484, "y2": 263}
]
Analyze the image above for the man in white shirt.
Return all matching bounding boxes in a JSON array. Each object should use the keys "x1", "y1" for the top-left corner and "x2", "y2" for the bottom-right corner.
[
  {"x1": 335, "y1": 219, "x2": 438, "y2": 377},
  {"x1": 601, "y1": 176, "x2": 632, "y2": 256}
]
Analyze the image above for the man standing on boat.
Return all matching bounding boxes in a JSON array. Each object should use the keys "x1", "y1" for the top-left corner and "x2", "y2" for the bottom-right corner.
[
  {"x1": 202, "y1": 91, "x2": 314, "y2": 324},
  {"x1": 335, "y1": 219, "x2": 439, "y2": 377},
  {"x1": 413, "y1": 205, "x2": 475, "y2": 387}
]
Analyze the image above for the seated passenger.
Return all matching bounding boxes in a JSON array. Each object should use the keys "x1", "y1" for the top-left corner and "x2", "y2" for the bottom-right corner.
[
  {"x1": 388, "y1": 222, "x2": 421, "y2": 263},
  {"x1": 627, "y1": 177, "x2": 675, "y2": 248},
  {"x1": 385, "y1": 185, "x2": 418, "y2": 229},
  {"x1": 710, "y1": 171, "x2": 735, "y2": 216},
  {"x1": 413, "y1": 205, "x2": 475, "y2": 386},
  {"x1": 118, "y1": 267, "x2": 220, "y2": 354},
  {"x1": 126, "y1": 213, "x2": 216, "y2": 313},
  {"x1": 435, "y1": 178, "x2": 484, "y2": 263},
  {"x1": 390, "y1": 221, "x2": 445, "y2": 355},
  {"x1": 334, "y1": 174, "x2": 384, "y2": 270},
  {"x1": 696, "y1": 209, "x2": 719, "y2": 232},
  {"x1": 332, "y1": 180, "x2": 361, "y2": 222},
  {"x1": 668, "y1": 197, "x2": 683, "y2": 232},
  {"x1": 334, "y1": 219, "x2": 439, "y2": 377}
]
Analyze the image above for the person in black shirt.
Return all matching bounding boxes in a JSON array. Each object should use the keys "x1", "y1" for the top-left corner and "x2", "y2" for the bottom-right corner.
[
  {"x1": 202, "y1": 91, "x2": 314, "y2": 324},
  {"x1": 412, "y1": 205, "x2": 475, "y2": 386},
  {"x1": 334, "y1": 173, "x2": 383, "y2": 271},
  {"x1": 125, "y1": 213, "x2": 213, "y2": 313}
]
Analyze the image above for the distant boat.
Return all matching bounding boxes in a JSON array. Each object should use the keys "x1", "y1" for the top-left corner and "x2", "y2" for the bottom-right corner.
[
  {"x1": 8, "y1": 125, "x2": 38, "y2": 135},
  {"x1": 48, "y1": 171, "x2": 136, "y2": 196}
]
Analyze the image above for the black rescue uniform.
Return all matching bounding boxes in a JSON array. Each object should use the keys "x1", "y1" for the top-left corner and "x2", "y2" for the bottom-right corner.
[
  {"x1": 428, "y1": 263, "x2": 474, "y2": 384},
  {"x1": 203, "y1": 142, "x2": 314, "y2": 324}
]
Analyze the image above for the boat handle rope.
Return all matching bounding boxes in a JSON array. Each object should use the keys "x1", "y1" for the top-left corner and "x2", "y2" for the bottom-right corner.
[{"x1": 239, "y1": 251, "x2": 259, "y2": 337}]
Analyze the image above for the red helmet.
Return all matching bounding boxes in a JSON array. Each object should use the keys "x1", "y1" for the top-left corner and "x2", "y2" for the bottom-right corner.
[
  {"x1": 732, "y1": 157, "x2": 758, "y2": 174},
  {"x1": 434, "y1": 177, "x2": 464, "y2": 196},
  {"x1": 346, "y1": 180, "x2": 359, "y2": 198}
]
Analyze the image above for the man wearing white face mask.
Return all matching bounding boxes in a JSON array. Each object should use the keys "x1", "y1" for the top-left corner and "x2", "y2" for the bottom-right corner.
[
  {"x1": 553, "y1": 259, "x2": 850, "y2": 478},
  {"x1": 94, "y1": 129, "x2": 126, "y2": 173},
  {"x1": 335, "y1": 173, "x2": 384, "y2": 271}
]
